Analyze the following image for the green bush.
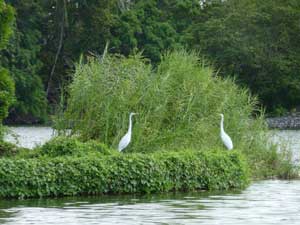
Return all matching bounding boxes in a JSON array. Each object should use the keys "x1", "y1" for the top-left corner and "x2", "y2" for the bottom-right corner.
[
  {"x1": 0, "y1": 0, "x2": 14, "y2": 50},
  {"x1": 56, "y1": 50, "x2": 294, "y2": 179},
  {"x1": 0, "y1": 141, "x2": 21, "y2": 157},
  {"x1": 39, "y1": 136, "x2": 115, "y2": 157},
  {"x1": 0, "y1": 150, "x2": 249, "y2": 198},
  {"x1": 84, "y1": 140, "x2": 115, "y2": 155}
]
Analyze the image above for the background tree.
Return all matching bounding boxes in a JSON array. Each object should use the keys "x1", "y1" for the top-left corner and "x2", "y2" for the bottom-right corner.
[
  {"x1": 0, "y1": 0, "x2": 47, "y2": 123},
  {"x1": 2, "y1": 0, "x2": 300, "y2": 123},
  {"x1": 0, "y1": 0, "x2": 14, "y2": 48},
  {"x1": 40, "y1": 0, "x2": 118, "y2": 103},
  {"x1": 185, "y1": 0, "x2": 300, "y2": 114},
  {"x1": 0, "y1": 0, "x2": 14, "y2": 135},
  {"x1": 111, "y1": 0, "x2": 180, "y2": 63}
]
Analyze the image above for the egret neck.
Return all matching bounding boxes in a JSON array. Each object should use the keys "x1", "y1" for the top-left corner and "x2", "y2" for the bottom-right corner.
[
  {"x1": 220, "y1": 114, "x2": 224, "y2": 133},
  {"x1": 128, "y1": 113, "x2": 134, "y2": 134}
]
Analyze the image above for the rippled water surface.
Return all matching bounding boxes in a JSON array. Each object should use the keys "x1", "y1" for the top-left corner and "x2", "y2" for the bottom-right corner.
[
  {"x1": 1, "y1": 180, "x2": 300, "y2": 225},
  {"x1": 1, "y1": 127, "x2": 300, "y2": 225},
  {"x1": 4, "y1": 126, "x2": 54, "y2": 149}
]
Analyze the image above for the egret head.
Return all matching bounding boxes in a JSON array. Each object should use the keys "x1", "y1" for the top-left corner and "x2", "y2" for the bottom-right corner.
[
  {"x1": 220, "y1": 113, "x2": 224, "y2": 118},
  {"x1": 130, "y1": 112, "x2": 138, "y2": 116}
]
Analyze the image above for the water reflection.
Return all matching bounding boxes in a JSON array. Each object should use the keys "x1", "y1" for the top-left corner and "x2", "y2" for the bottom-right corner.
[{"x1": 0, "y1": 180, "x2": 300, "y2": 224}]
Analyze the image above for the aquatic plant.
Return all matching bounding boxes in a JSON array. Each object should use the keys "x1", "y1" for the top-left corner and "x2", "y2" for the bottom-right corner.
[{"x1": 0, "y1": 150, "x2": 248, "y2": 198}]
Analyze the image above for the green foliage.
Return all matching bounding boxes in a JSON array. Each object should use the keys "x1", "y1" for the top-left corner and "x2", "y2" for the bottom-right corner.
[
  {"x1": 0, "y1": 0, "x2": 14, "y2": 137},
  {"x1": 0, "y1": 149, "x2": 249, "y2": 198},
  {"x1": 0, "y1": 0, "x2": 47, "y2": 123},
  {"x1": 276, "y1": 150, "x2": 299, "y2": 179},
  {"x1": 112, "y1": 0, "x2": 180, "y2": 63},
  {"x1": 40, "y1": 0, "x2": 182, "y2": 102},
  {"x1": 2, "y1": 0, "x2": 299, "y2": 119},
  {"x1": 56, "y1": 50, "x2": 291, "y2": 178},
  {"x1": 0, "y1": 141, "x2": 21, "y2": 157},
  {"x1": 0, "y1": 68, "x2": 15, "y2": 136},
  {"x1": 40, "y1": 0, "x2": 118, "y2": 101},
  {"x1": 186, "y1": 0, "x2": 300, "y2": 113},
  {"x1": 0, "y1": 68, "x2": 14, "y2": 120},
  {"x1": 40, "y1": 137, "x2": 84, "y2": 157},
  {"x1": 0, "y1": 0, "x2": 14, "y2": 49},
  {"x1": 3, "y1": 0, "x2": 298, "y2": 115},
  {"x1": 39, "y1": 136, "x2": 114, "y2": 158}
]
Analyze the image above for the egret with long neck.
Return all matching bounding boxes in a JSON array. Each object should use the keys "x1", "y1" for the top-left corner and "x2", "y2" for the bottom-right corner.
[
  {"x1": 118, "y1": 112, "x2": 137, "y2": 151},
  {"x1": 220, "y1": 113, "x2": 233, "y2": 150}
]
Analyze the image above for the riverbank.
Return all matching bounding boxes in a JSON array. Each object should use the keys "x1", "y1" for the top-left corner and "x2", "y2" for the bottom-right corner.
[{"x1": 266, "y1": 115, "x2": 300, "y2": 129}]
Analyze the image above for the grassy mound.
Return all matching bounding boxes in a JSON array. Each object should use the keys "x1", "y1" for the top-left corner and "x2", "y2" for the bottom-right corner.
[
  {"x1": 0, "y1": 150, "x2": 248, "y2": 198},
  {"x1": 39, "y1": 136, "x2": 115, "y2": 157},
  {"x1": 3, "y1": 137, "x2": 117, "y2": 159},
  {"x1": 55, "y1": 50, "x2": 295, "y2": 179}
]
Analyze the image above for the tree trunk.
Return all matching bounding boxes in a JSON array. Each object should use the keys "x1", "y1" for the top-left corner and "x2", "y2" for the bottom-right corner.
[{"x1": 46, "y1": 0, "x2": 67, "y2": 99}]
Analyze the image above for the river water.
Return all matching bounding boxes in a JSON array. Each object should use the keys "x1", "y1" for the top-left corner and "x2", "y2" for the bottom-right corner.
[{"x1": 1, "y1": 127, "x2": 300, "y2": 225}]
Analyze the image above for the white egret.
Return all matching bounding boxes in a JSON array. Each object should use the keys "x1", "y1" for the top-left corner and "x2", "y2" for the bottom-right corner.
[
  {"x1": 118, "y1": 112, "x2": 137, "y2": 151},
  {"x1": 220, "y1": 113, "x2": 233, "y2": 150}
]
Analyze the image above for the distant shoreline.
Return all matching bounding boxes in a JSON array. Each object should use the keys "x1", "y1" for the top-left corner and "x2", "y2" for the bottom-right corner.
[{"x1": 266, "y1": 115, "x2": 300, "y2": 129}]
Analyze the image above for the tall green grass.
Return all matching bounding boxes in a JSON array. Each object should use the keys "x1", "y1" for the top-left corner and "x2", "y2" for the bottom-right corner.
[{"x1": 55, "y1": 50, "x2": 295, "y2": 179}]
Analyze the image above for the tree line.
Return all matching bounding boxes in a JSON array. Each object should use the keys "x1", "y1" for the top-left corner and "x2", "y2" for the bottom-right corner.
[{"x1": 1, "y1": 0, "x2": 300, "y2": 124}]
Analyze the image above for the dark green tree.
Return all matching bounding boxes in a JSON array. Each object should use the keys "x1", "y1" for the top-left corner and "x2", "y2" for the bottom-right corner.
[
  {"x1": 185, "y1": 0, "x2": 300, "y2": 114},
  {"x1": 112, "y1": 0, "x2": 180, "y2": 63},
  {"x1": 0, "y1": 0, "x2": 47, "y2": 123},
  {"x1": 3, "y1": 0, "x2": 299, "y2": 117},
  {"x1": 41, "y1": 0, "x2": 118, "y2": 103},
  {"x1": 0, "y1": 0, "x2": 14, "y2": 48},
  {"x1": 42, "y1": 0, "x2": 182, "y2": 104},
  {"x1": 0, "y1": 0, "x2": 14, "y2": 134}
]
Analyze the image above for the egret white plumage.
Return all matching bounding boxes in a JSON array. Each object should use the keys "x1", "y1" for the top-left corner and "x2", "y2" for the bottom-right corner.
[
  {"x1": 118, "y1": 112, "x2": 137, "y2": 151},
  {"x1": 220, "y1": 113, "x2": 233, "y2": 150}
]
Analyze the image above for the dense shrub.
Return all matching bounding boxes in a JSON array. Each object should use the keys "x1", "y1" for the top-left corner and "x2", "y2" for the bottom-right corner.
[
  {"x1": 0, "y1": 150, "x2": 249, "y2": 198},
  {"x1": 0, "y1": 141, "x2": 21, "y2": 157},
  {"x1": 39, "y1": 136, "x2": 115, "y2": 157},
  {"x1": 56, "y1": 50, "x2": 294, "y2": 178}
]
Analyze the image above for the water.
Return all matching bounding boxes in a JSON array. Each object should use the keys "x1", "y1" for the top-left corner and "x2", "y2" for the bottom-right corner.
[
  {"x1": 270, "y1": 130, "x2": 300, "y2": 162},
  {"x1": 1, "y1": 127, "x2": 300, "y2": 225},
  {"x1": 4, "y1": 126, "x2": 54, "y2": 149},
  {"x1": 0, "y1": 180, "x2": 300, "y2": 225}
]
